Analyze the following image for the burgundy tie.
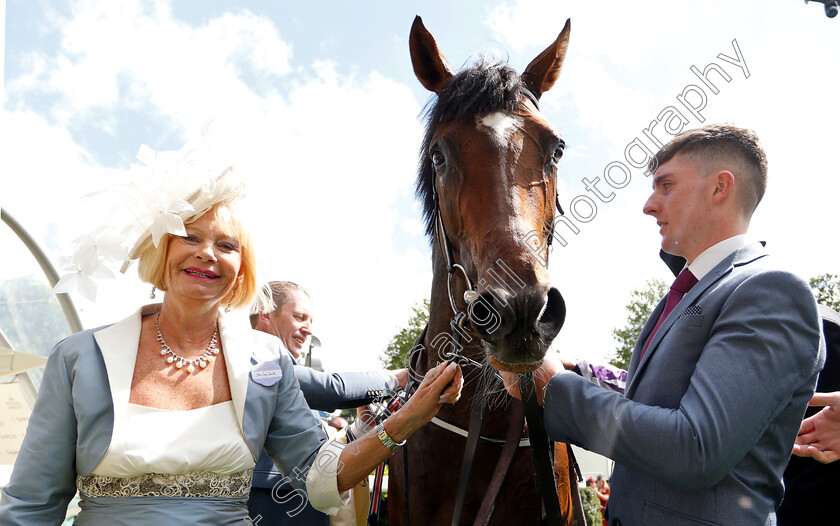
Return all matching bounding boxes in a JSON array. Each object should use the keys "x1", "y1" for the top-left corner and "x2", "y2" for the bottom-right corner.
[{"x1": 643, "y1": 269, "x2": 699, "y2": 355}]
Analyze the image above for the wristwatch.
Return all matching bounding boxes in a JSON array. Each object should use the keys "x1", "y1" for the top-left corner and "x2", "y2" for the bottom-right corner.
[{"x1": 375, "y1": 421, "x2": 406, "y2": 451}]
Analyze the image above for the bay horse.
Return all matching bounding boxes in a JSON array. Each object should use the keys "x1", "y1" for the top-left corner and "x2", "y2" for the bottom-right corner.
[{"x1": 387, "y1": 16, "x2": 574, "y2": 526}]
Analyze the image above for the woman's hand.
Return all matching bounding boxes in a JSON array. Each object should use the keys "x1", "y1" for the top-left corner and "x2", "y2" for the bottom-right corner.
[
  {"x1": 336, "y1": 362, "x2": 463, "y2": 492},
  {"x1": 385, "y1": 361, "x2": 463, "y2": 442}
]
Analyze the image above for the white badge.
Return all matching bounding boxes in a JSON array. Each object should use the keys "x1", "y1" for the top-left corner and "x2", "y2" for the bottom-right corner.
[{"x1": 251, "y1": 361, "x2": 283, "y2": 386}]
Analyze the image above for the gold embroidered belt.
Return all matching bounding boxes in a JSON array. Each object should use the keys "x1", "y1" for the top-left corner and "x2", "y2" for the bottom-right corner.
[{"x1": 77, "y1": 469, "x2": 253, "y2": 498}]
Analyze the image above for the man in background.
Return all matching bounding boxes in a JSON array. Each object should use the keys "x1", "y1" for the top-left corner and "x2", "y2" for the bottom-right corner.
[
  {"x1": 252, "y1": 281, "x2": 313, "y2": 363},
  {"x1": 248, "y1": 281, "x2": 407, "y2": 525}
]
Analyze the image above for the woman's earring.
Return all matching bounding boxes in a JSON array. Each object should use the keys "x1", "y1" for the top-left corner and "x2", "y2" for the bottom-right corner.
[
  {"x1": 226, "y1": 285, "x2": 238, "y2": 313},
  {"x1": 150, "y1": 286, "x2": 156, "y2": 299}
]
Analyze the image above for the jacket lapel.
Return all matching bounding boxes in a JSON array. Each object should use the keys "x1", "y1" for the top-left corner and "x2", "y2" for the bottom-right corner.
[
  {"x1": 93, "y1": 307, "x2": 144, "y2": 408},
  {"x1": 627, "y1": 298, "x2": 666, "y2": 380},
  {"x1": 218, "y1": 311, "x2": 253, "y2": 437},
  {"x1": 625, "y1": 243, "x2": 767, "y2": 396},
  {"x1": 96, "y1": 306, "x2": 254, "y2": 438}
]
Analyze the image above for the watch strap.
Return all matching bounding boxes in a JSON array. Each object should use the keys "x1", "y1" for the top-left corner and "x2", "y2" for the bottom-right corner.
[{"x1": 375, "y1": 421, "x2": 406, "y2": 451}]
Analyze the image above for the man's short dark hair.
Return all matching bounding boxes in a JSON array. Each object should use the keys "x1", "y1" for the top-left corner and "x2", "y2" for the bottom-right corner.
[
  {"x1": 649, "y1": 123, "x2": 768, "y2": 216},
  {"x1": 249, "y1": 281, "x2": 309, "y2": 328}
]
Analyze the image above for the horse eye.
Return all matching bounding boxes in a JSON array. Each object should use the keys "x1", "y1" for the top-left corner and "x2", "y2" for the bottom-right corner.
[
  {"x1": 430, "y1": 149, "x2": 446, "y2": 168},
  {"x1": 552, "y1": 144, "x2": 565, "y2": 163}
]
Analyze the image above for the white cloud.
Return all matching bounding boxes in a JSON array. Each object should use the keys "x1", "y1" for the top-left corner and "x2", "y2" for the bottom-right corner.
[
  {"x1": 8, "y1": 0, "x2": 292, "y2": 131},
  {"x1": 1, "y1": 109, "x2": 110, "y2": 241},
  {"x1": 5, "y1": 0, "x2": 840, "y2": 373},
  {"x1": 484, "y1": 0, "x2": 840, "y2": 364},
  {"x1": 3, "y1": 2, "x2": 429, "y2": 371}
]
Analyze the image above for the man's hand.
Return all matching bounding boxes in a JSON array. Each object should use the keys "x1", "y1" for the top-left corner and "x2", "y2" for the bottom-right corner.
[
  {"x1": 393, "y1": 368, "x2": 409, "y2": 389},
  {"x1": 500, "y1": 354, "x2": 566, "y2": 405},
  {"x1": 354, "y1": 404, "x2": 375, "y2": 432},
  {"x1": 793, "y1": 391, "x2": 840, "y2": 464}
]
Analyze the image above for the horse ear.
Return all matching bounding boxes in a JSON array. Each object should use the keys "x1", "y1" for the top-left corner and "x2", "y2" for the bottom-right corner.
[
  {"x1": 520, "y1": 19, "x2": 571, "y2": 99},
  {"x1": 409, "y1": 15, "x2": 455, "y2": 93}
]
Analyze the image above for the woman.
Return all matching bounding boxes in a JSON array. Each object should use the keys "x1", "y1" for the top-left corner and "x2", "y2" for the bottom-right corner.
[
  {"x1": 0, "y1": 139, "x2": 462, "y2": 525},
  {"x1": 595, "y1": 475, "x2": 610, "y2": 526}
]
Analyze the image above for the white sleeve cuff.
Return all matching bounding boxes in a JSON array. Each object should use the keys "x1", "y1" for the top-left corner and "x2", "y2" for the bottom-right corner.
[
  {"x1": 305, "y1": 439, "x2": 351, "y2": 516},
  {"x1": 348, "y1": 415, "x2": 375, "y2": 440},
  {"x1": 380, "y1": 371, "x2": 399, "y2": 391}
]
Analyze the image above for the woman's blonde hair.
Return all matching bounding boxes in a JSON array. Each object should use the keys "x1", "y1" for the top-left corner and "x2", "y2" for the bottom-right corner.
[{"x1": 136, "y1": 203, "x2": 257, "y2": 311}]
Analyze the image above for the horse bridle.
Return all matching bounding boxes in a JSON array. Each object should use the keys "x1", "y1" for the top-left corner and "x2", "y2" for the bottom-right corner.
[
  {"x1": 395, "y1": 86, "x2": 578, "y2": 526},
  {"x1": 432, "y1": 85, "x2": 564, "y2": 319}
]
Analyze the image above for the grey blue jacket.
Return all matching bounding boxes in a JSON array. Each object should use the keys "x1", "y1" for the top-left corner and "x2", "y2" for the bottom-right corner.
[
  {"x1": 0, "y1": 306, "x2": 331, "y2": 525},
  {"x1": 252, "y1": 361, "x2": 395, "y2": 488},
  {"x1": 544, "y1": 244, "x2": 825, "y2": 525}
]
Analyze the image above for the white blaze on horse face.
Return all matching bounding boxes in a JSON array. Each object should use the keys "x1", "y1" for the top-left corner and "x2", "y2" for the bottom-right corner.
[{"x1": 477, "y1": 112, "x2": 522, "y2": 146}]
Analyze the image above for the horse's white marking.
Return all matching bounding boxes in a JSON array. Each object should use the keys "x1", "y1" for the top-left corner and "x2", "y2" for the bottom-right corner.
[{"x1": 477, "y1": 112, "x2": 521, "y2": 145}]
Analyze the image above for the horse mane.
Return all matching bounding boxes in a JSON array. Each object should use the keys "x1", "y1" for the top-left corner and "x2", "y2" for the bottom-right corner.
[{"x1": 416, "y1": 58, "x2": 524, "y2": 239}]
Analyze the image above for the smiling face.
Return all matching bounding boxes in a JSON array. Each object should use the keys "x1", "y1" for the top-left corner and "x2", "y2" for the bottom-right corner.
[
  {"x1": 643, "y1": 153, "x2": 718, "y2": 263},
  {"x1": 163, "y1": 211, "x2": 242, "y2": 308},
  {"x1": 265, "y1": 290, "x2": 313, "y2": 358}
]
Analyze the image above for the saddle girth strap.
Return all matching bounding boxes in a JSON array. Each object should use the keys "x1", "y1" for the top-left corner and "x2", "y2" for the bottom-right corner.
[
  {"x1": 472, "y1": 398, "x2": 526, "y2": 526},
  {"x1": 520, "y1": 375, "x2": 564, "y2": 526},
  {"x1": 450, "y1": 395, "x2": 487, "y2": 526}
]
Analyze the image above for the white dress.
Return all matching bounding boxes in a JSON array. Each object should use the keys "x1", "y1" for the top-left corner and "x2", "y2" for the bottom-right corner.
[
  {"x1": 93, "y1": 402, "x2": 255, "y2": 478},
  {"x1": 68, "y1": 308, "x2": 347, "y2": 525}
]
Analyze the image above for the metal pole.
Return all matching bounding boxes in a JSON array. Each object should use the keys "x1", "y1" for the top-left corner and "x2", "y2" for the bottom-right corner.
[{"x1": 1, "y1": 208, "x2": 84, "y2": 334}]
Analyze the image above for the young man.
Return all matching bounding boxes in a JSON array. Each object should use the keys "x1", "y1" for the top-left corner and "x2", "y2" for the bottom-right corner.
[
  {"x1": 248, "y1": 281, "x2": 407, "y2": 526},
  {"x1": 510, "y1": 124, "x2": 825, "y2": 525}
]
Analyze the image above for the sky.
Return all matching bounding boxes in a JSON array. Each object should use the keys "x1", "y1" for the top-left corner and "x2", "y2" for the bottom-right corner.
[{"x1": 2, "y1": 0, "x2": 839, "y2": 373}]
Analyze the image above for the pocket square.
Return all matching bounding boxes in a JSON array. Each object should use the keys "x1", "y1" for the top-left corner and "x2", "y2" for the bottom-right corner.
[{"x1": 679, "y1": 305, "x2": 702, "y2": 317}]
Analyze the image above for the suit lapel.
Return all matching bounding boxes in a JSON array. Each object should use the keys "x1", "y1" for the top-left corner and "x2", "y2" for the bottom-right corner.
[
  {"x1": 96, "y1": 307, "x2": 254, "y2": 446},
  {"x1": 93, "y1": 307, "x2": 144, "y2": 408},
  {"x1": 625, "y1": 243, "x2": 767, "y2": 396},
  {"x1": 218, "y1": 311, "x2": 252, "y2": 437},
  {"x1": 627, "y1": 298, "x2": 666, "y2": 379}
]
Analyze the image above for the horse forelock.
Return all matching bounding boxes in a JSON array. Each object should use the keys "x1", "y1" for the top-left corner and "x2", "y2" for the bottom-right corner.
[{"x1": 415, "y1": 58, "x2": 524, "y2": 240}]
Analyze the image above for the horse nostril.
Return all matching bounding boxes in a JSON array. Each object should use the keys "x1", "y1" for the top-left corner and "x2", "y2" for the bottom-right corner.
[
  {"x1": 537, "y1": 287, "x2": 565, "y2": 340},
  {"x1": 468, "y1": 289, "x2": 514, "y2": 342}
]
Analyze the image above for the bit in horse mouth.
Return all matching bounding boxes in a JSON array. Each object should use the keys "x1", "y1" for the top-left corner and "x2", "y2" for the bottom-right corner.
[
  {"x1": 448, "y1": 355, "x2": 507, "y2": 384},
  {"x1": 487, "y1": 355, "x2": 542, "y2": 373}
]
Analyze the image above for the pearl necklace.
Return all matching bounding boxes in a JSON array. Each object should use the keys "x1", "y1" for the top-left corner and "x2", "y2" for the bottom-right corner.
[{"x1": 155, "y1": 312, "x2": 219, "y2": 374}]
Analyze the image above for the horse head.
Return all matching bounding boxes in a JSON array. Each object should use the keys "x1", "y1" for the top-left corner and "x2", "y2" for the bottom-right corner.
[{"x1": 411, "y1": 16, "x2": 570, "y2": 373}]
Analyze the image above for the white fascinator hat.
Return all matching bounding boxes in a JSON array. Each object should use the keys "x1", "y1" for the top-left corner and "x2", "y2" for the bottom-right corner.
[{"x1": 54, "y1": 121, "x2": 246, "y2": 302}]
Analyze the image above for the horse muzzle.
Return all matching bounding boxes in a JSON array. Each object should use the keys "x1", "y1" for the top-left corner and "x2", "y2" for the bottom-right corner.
[{"x1": 467, "y1": 285, "x2": 566, "y2": 371}]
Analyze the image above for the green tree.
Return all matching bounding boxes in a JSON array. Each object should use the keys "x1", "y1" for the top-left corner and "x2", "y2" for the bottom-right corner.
[
  {"x1": 338, "y1": 407, "x2": 356, "y2": 425},
  {"x1": 610, "y1": 273, "x2": 840, "y2": 372},
  {"x1": 810, "y1": 273, "x2": 840, "y2": 312},
  {"x1": 380, "y1": 299, "x2": 429, "y2": 370},
  {"x1": 610, "y1": 279, "x2": 668, "y2": 370},
  {"x1": 580, "y1": 486, "x2": 603, "y2": 526}
]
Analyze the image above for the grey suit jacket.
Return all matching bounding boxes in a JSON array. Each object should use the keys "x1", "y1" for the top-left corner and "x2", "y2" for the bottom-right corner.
[
  {"x1": 0, "y1": 306, "x2": 331, "y2": 525},
  {"x1": 294, "y1": 366, "x2": 394, "y2": 414},
  {"x1": 544, "y1": 243, "x2": 824, "y2": 525}
]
